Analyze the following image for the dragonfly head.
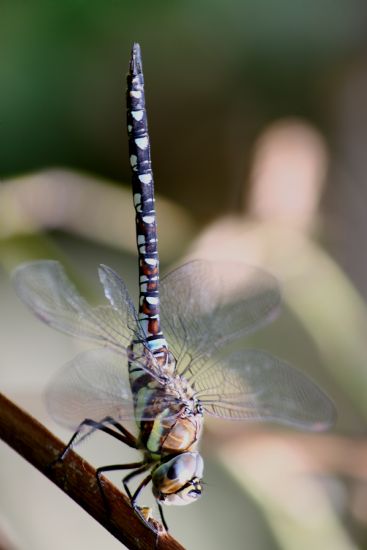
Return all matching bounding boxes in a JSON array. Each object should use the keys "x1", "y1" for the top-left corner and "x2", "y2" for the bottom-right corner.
[{"x1": 152, "y1": 452, "x2": 204, "y2": 506}]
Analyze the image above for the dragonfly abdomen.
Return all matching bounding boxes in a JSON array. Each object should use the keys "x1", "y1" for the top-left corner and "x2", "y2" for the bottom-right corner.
[{"x1": 127, "y1": 43, "x2": 168, "y2": 355}]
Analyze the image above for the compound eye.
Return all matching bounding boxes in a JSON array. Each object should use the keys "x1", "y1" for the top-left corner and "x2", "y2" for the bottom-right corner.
[
  {"x1": 188, "y1": 489, "x2": 201, "y2": 499},
  {"x1": 166, "y1": 462, "x2": 179, "y2": 480}
]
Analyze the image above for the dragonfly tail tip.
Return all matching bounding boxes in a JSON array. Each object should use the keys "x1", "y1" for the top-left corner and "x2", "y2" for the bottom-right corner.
[{"x1": 130, "y1": 42, "x2": 143, "y2": 76}]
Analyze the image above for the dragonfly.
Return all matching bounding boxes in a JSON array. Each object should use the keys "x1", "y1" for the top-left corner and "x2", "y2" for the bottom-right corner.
[{"x1": 13, "y1": 43, "x2": 335, "y2": 534}]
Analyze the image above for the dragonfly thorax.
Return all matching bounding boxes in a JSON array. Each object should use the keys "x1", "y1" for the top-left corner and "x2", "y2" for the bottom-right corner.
[
  {"x1": 128, "y1": 346, "x2": 204, "y2": 457},
  {"x1": 138, "y1": 391, "x2": 204, "y2": 458},
  {"x1": 152, "y1": 452, "x2": 204, "y2": 506}
]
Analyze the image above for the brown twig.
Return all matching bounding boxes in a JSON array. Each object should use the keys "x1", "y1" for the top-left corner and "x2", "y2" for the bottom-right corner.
[{"x1": 0, "y1": 393, "x2": 185, "y2": 550}]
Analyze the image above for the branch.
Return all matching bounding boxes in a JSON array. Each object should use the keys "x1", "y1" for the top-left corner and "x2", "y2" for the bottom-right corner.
[{"x1": 0, "y1": 392, "x2": 185, "y2": 550}]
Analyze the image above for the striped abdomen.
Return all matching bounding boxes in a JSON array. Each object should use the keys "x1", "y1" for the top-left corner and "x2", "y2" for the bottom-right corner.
[{"x1": 127, "y1": 43, "x2": 167, "y2": 355}]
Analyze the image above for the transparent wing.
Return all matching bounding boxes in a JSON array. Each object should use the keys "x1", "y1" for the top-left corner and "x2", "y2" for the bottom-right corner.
[
  {"x1": 98, "y1": 263, "x2": 147, "y2": 346},
  {"x1": 160, "y1": 260, "x2": 281, "y2": 371},
  {"x1": 13, "y1": 260, "x2": 137, "y2": 349},
  {"x1": 13, "y1": 260, "x2": 167, "y2": 382},
  {"x1": 192, "y1": 350, "x2": 336, "y2": 431},
  {"x1": 46, "y1": 348, "x2": 182, "y2": 429}
]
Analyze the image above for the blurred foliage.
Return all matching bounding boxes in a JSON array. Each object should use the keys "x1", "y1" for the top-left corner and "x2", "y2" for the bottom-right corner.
[{"x1": 1, "y1": 0, "x2": 367, "y2": 216}]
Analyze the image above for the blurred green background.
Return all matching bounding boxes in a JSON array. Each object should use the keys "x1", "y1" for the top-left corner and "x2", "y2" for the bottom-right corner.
[
  {"x1": 2, "y1": 0, "x2": 367, "y2": 217},
  {"x1": 1, "y1": 1, "x2": 367, "y2": 549}
]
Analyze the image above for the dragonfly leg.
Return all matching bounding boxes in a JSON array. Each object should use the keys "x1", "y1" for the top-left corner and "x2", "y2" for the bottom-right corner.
[
  {"x1": 52, "y1": 417, "x2": 138, "y2": 465},
  {"x1": 97, "y1": 462, "x2": 159, "y2": 535},
  {"x1": 122, "y1": 466, "x2": 163, "y2": 535},
  {"x1": 102, "y1": 416, "x2": 137, "y2": 448},
  {"x1": 157, "y1": 501, "x2": 169, "y2": 532},
  {"x1": 130, "y1": 473, "x2": 161, "y2": 534},
  {"x1": 96, "y1": 461, "x2": 147, "y2": 517},
  {"x1": 122, "y1": 464, "x2": 150, "y2": 500}
]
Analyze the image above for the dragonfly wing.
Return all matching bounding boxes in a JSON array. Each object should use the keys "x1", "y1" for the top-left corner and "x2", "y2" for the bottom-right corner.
[
  {"x1": 160, "y1": 260, "x2": 281, "y2": 366},
  {"x1": 192, "y1": 350, "x2": 336, "y2": 431},
  {"x1": 98, "y1": 263, "x2": 168, "y2": 378},
  {"x1": 46, "y1": 347, "x2": 180, "y2": 428},
  {"x1": 46, "y1": 348, "x2": 135, "y2": 428},
  {"x1": 99, "y1": 264, "x2": 145, "y2": 343},
  {"x1": 13, "y1": 261, "x2": 168, "y2": 383},
  {"x1": 12, "y1": 260, "x2": 137, "y2": 349}
]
